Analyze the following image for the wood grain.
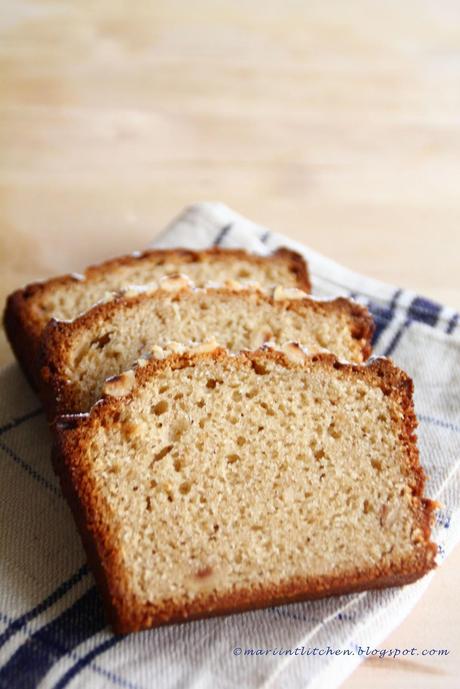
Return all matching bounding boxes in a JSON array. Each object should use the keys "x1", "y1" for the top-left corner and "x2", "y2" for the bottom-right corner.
[{"x1": 1, "y1": 1, "x2": 459, "y2": 687}]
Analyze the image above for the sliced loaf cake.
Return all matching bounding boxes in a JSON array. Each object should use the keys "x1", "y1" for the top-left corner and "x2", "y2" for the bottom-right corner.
[
  {"x1": 4, "y1": 246, "x2": 309, "y2": 387},
  {"x1": 39, "y1": 278, "x2": 373, "y2": 417},
  {"x1": 53, "y1": 342, "x2": 437, "y2": 634}
]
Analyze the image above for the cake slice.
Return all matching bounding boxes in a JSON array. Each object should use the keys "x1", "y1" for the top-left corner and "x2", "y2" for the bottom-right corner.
[
  {"x1": 53, "y1": 342, "x2": 437, "y2": 634},
  {"x1": 39, "y1": 277, "x2": 373, "y2": 418},
  {"x1": 4, "y1": 246, "x2": 309, "y2": 388}
]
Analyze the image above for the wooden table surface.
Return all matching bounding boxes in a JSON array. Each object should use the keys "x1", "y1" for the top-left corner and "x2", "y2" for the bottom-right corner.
[{"x1": 1, "y1": 1, "x2": 459, "y2": 687}]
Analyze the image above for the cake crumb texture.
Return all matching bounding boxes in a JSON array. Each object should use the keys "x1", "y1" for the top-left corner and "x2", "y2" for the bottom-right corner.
[{"x1": 54, "y1": 347, "x2": 437, "y2": 634}]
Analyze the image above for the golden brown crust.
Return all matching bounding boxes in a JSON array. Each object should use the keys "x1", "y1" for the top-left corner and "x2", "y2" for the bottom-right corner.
[
  {"x1": 267, "y1": 247, "x2": 311, "y2": 293},
  {"x1": 111, "y1": 566, "x2": 433, "y2": 634},
  {"x1": 38, "y1": 284, "x2": 374, "y2": 419},
  {"x1": 53, "y1": 347, "x2": 437, "y2": 634},
  {"x1": 3, "y1": 289, "x2": 43, "y2": 390},
  {"x1": 3, "y1": 247, "x2": 310, "y2": 387}
]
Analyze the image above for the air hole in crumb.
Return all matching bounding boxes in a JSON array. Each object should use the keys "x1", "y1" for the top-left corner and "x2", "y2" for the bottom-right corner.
[
  {"x1": 91, "y1": 332, "x2": 112, "y2": 350},
  {"x1": 234, "y1": 552, "x2": 243, "y2": 564},
  {"x1": 179, "y1": 481, "x2": 192, "y2": 495},
  {"x1": 170, "y1": 417, "x2": 188, "y2": 441},
  {"x1": 174, "y1": 392, "x2": 183, "y2": 400},
  {"x1": 174, "y1": 458, "x2": 185, "y2": 472},
  {"x1": 206, "y1": 379, "x2": 218, "y2": 389},
  {"x1": 371, "y1": 459, "x2": 382, "y2": 472},
  {"x1": 333, "y1": 361, "x2": 341, "y2": 370},
  {"x1": 232, "y1": 390, "x2": 242, "y2": 402},
  {"x1": 315, "y1": 333, "x2": 328, "y2": 348},
  {"x1": 252, "y1": 362, "x2": 269, "y2": 375},
  {"x1": 197, "y1": 399, "x2": 205, "y2": 408},
  {"x1": 238, "y1": 268, "x2": 251, "y2": 278},
  {"x1": 236, "y1": 436, "x2": 246, "y2": 447},
  {"x1": 159, "y1": 385, "x2": 169, "y2": 393},
  {"x1": 153, "y1": 400, "x2": 168, "y2": 415},
  {"x1": 146, "y1": 496, "x2": 152, "y2": 512},
  {"x1": 363, "y1": 499, "x2": 371, "y2": 514},
  {"x1": 194, "y1": 566, "x2": 213, "y2": 579},
  {"x1": 259, "y1": 401, "x2": 275, "y2": 416},
  {"x1": 199, "y1": 418, "x2": 206, "y2": 429},
  {"x1": 246, "y1": 388, "x2": 258, "y2": 399},
  {"x1": 152, "y1": 445, "x2": 173, "y2": 463},
  {"x1": 122, "y1": 421, "x2": 138, "y2": 440},
  {"x1": 150, "y1": 479, "x2": 158, "y2": 489},
  {"x1": 328, "y1": 424, "x2": 341, "y2": 439},
  {"x1": 199, "y1": 495, "x2": 207, "y2": 504},
  {"x1": 132, "y1": 485, "x2": 138, "y2": 492},
  {"x1": 227, "y1": 454, "x2": 240, "y2": 464},
  {"x1": 314, "y1": 449, "x2": 325, "y2": 461}
]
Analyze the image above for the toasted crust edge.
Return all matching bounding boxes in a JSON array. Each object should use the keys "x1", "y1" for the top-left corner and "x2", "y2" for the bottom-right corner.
[
  {"x1": 3, "y1": 247, "x2": 310, "y2": 387},
  {"x1": 3, "y1": 289, "x2": 42, "y2": 390},
  {"x1": 39, "y1": 286, "x2": 374, "y2": 419},
  {"x1": 53, "y1": 347, "x2": 437, "y2": 634}
]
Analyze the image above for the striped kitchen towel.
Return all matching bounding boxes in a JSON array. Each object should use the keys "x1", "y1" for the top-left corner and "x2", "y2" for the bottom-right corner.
[{"x1": 0, "y1": 202, "x2": 459, "y2": 689}]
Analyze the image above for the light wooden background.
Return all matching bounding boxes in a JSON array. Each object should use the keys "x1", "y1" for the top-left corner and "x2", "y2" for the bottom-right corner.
[{"x1": 1, "y1": 1, "x2": 459, "y2": 687}]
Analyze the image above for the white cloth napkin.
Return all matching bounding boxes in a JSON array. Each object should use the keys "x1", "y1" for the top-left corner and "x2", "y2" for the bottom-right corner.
[{"x1": 0, "y1": 202, "x2": 459, "y2": 689}]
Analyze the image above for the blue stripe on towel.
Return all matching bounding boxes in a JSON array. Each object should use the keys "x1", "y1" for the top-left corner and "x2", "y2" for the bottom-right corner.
[
  {"x1": 419, "y1": 414, "x2": 460, "y2": 435},
  {"x1": 212, "y1": 224, "x2": 233, "y2": 247},
  {"x1": 0, "y1": 408, "x2": 43, "y2": 438},
  {"x1": 367, "y1": 289, "x2": 402, "y2": 345},
  {"x1": 0, "y1": 440, "x2": 61, "y2": 499},
  {"x1": 0, "y1": 565, "x2": 88, "y2": 650},
  {"x1": 0, "y1": 587, "x2": 105, "y2": 689},
  {"x1": 376, "y1": 293, "x2": 445, "y2": 357},
  {"x1": 446, "y1": 312, "x2": 459, "y2": 334},
  {"x1": 407, "y1": 296, "x2": 442, "y2": 327},
  {"x1": 53, "y1": 637, "x2": 124, "y2": 689},
  {"x1": 383, "y1": 318, "x2": 411, "y2": 357}
]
